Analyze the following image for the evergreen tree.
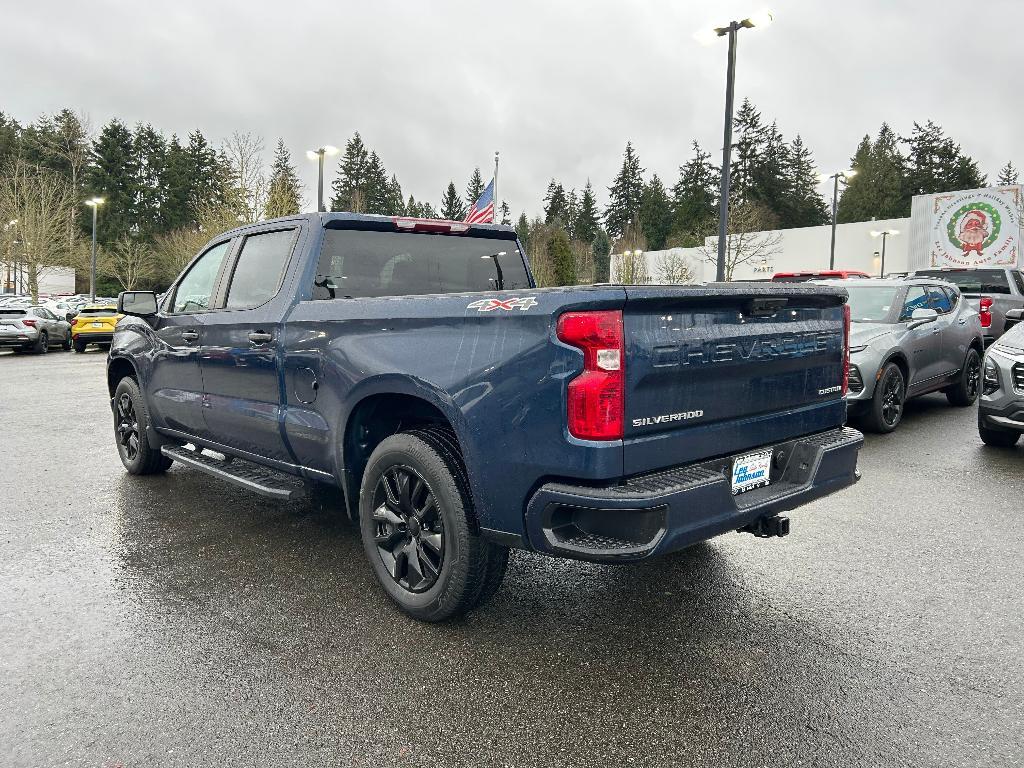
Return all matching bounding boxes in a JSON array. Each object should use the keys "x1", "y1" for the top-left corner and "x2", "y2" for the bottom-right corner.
[
  {"x1": 729, "y1": 99, "x2": 768, "y2": 205},
  {"x1": 543, "y1": 179, "x2": 568, "y2": 224},
  {"x1": 406, "y1": 194, "x2": 422, "y2": 218},
  {"x1": 547, "y1": 228, "x2": 576, "y2": 286},
  {"x1": 0, "y1": 111, "x2": 21, "y2": 169},
  {"x1": 564, "y1": 188, "x2": 579, "y2": 235},
  {"x1": 160, "y1": 134, "x2": 192, "y2": 231},
  {"x1": 515, "y1": 212, "x2": 530, "y2": 253},
  {"x1": 592, "y1": 229, "x2": 612, "y2": 282},
  {"x1": 573, "y1": 181, "x2": 601, "y2": 244},
  {"x1": 639, "y1": 174, "x2": 672, "y2": 250},
  {"x1": 421, "y1": 202, "x2": 439, "y2": 219},
  {"x1": 363, "y1": 151, "x2": 390, "y2": 214},
  {"x1": 904, "y1": 120, "x2": 985, "y2": 200},
  {"x1": 133, "y1": 123, "x2": 168, "y2": 240},
  {"x1": 670, "y1": 141, "x2": 718, "y2": 244},
  {"x1": 605, "y1": 142, "x2": 644, "y2": 237},
  {"x1": 440, "y1": 181, "x2": 466, "y2": 220},
  {"x1": 330, "y1": 132, "x2": 370, "y2": 212},
  {"x1": 185, "y1": 129, "x2": 230, "y2": 216},
  {"x1": 465, "y1": 167, "x2": 485, "y2": 207},
  {"x1": 384, "y1": 174, "x2": 405, "y2": 216},
  {"x1": 264, "y1": 138, "x2": 303, "y2": 218},
  {"x1": 838, "y1": 124, "x2": 909, "y2": 223},
  {"x1": 777, "y1": 135, "x2": 829, "y2": 228},
  {"x1": 997, "y1": 162, "x2": 1019, "y2": 186},
  {"x1": 87, "y1": 119, "x2": 138, "y2": 244}
]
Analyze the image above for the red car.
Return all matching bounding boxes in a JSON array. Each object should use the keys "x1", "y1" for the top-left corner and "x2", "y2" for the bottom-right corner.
[{"x1": 772, "y1": 270, "x2": 871, "y2": 282}]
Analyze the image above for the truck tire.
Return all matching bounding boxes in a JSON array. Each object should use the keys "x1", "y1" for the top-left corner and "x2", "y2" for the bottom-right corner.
[
  {"x1": 946, "y1": 348, "x2": 982, "y2": 406},
  {"x1": 112, "y1": 377, "x2": 174, "y2": 474},
  {"x1": 978, "y1": 411, "x2": 1020, "y2": 448},
  {"x1": 359, "y1": 431, "x2": 506, "y2": 622},
  {"x1": 862, "y1": 362, "x2": 905, "y2": 433}
]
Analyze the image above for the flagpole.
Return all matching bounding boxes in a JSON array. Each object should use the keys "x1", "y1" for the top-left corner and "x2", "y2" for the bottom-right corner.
[{"x1": 493, "y1": 150, "x2": 500, "y2": 224}]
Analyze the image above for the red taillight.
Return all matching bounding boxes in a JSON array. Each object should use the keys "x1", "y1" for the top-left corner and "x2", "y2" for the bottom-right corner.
[
  {"x1": 979, "y1": 297, "x2": 993, "y2": 328},
  {"x1": 556, "y1": 310, "x2": 624, "y2": 441},
  {"x1": 393, "y1": 217, "x2": 469, "y2": 234},
  {"x1": 842, "y1": 303, "x2": 851, "y2": 396},
  {"x1": 22, "y1": 318, "x2": 36, "y2": 328}
]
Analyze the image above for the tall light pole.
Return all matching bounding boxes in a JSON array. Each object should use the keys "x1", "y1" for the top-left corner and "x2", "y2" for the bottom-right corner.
[
  {"x1": 822, "y1": 169, "x2": 856, "y2": 269},
  {"x1": 871, "y1": 229, "x2": 899, "y2": 277},
  {"x1": 84, "y1": 197, "x2": 104, "y2": 302},
  {"x1": 696, "y1": 10, "x2": 774, "y2": 282},
  {"x1": 306, "y1": 145, "x2": 339, "y2": 213}
]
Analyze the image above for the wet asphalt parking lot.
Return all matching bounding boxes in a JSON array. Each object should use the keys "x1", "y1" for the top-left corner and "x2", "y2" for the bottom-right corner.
[{"x1": 1, "y1": 348, "x2": 1022, "y2": 768}]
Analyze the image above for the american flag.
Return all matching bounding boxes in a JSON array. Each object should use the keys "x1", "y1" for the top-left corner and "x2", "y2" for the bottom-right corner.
[{"x1": 464, "y1": 178, "x2": 495, "y2": 224}]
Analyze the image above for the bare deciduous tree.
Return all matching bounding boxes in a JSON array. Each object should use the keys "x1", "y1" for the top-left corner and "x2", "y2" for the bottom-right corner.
[
  {"x1": 699, "y1": 202, "x2": 782, "y2": 281},
  {"x1": 222, "y1": 132, "x2": 268, "y2": 223},
  {"x1": 612, "y1": 250, "x2": 650, "y2": 284},
  {"x1": 152, "y1": 203, "x2": 240, "y2": 282},
  {"x1": 0, "y1": 161, "x2": 75, "y2": 301},
  {"x1": 100, "y1": 235, "x2": 154, "y2": 290},
  {"x1": 655, "y1": 250, "x2": 694, "y2": 284}
]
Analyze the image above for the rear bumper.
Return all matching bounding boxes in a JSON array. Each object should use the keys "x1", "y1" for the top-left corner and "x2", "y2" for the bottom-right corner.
[
  {"x1": 73, "y1": 331, "x2": 113, "y2": 343},
  {"x1": 0, "y1": 332, "x2": 35, "y2": 346},
  {"x1": 524, "y1": 426, "x2": 863, "y2": 563}
]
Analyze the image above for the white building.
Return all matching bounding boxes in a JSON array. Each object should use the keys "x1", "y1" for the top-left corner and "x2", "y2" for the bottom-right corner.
[{"x1": 2, "y1": 265, "x2": 76, "y2": 296}]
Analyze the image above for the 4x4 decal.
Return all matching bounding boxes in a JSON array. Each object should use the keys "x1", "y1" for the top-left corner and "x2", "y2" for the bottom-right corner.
[{"x1": 467, "y1": 297, "x2": 538, "y2": 312}]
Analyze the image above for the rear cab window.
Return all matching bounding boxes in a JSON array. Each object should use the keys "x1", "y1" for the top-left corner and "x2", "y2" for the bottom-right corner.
[{"x1": 312, "y1": 228, "x2": 531, "y2": 300}]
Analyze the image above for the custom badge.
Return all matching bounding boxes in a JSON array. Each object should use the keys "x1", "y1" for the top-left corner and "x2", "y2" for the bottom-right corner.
[{"x1": 467, "y1": 297, "x2": 538, "y2": 312}]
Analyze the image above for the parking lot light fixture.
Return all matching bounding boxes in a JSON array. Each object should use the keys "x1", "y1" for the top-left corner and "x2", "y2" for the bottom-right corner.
[
  {"x1": 84, "y1": 197, "x2": 105, "y2": 302},
  {"x1": 308, "y1": 145, "x2": 340, "y2": 213},
  {"x1": 697, "y1": 10, "x2": 775, "y2": 282},
  {"x1": 823, "y1": 170, "x2": 856, "y2": 270},
  {"x1": 870, "y1": 229, "x2": 899, "y2": 277}
]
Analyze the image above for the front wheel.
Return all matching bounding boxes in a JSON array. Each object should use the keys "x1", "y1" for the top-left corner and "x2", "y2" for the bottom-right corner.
[
  {"x1": 359, "y1": 430, "x2": 507, "y2": 622},
  {"x1": 862, "y1": 362, "x2": 906, "y2": 433},
  {"x1": 978, "y1": 411, "x2": 1021, "y2": 448},
  {"x1": 112, "y1": 377, "x2": 173, "y2": 474},
  {"x1": 946, "y1": 348, "x2": 982, "y2": 406}
]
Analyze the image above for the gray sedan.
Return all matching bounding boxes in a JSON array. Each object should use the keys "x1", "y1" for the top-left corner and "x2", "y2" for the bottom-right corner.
[
  {"x1": 0, "y1": 305, "x2": 72, "y2": 353},
  {"x1": 820, "y1": 278, "x2": 985, "y2": 432}
]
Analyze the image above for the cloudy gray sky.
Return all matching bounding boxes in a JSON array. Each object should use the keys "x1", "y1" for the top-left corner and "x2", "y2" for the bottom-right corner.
[{"x1": 2, "y1": 0, "x2": 1020, "y2": 216}]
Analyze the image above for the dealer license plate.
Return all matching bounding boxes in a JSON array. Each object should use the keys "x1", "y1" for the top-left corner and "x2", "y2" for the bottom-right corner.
[
  {"x1": 731, "y1": 450, "x2": 772, "y2": 495},
  {"x1": 91, "y1": 321, "x2": 103, "y2": 327}
]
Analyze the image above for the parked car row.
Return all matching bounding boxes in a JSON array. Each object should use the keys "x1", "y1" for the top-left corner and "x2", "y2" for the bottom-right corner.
[{"x1": 0, "y1": 302, "x2": 122, "y2": 354}]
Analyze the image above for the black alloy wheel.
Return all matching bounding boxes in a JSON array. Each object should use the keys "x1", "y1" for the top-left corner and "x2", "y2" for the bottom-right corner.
[
  {"x1": 371, "y1": 465, "x2": 445, "y2": 593},
  {"x1": 947, "y1": 348, "x2": 982, "y2": 407},
  {"x1": 965, "y1": 354, "x2": 981, "y2": 400},
  {"x1": 35, "y1": 331, "x2": 48, "y2": 354},
  {"x1": 880, "y1": 369, "x2": 904, "y2": 427},
  {"x1": 116, "y1": 392, "x2": 140, "y2": 462}
]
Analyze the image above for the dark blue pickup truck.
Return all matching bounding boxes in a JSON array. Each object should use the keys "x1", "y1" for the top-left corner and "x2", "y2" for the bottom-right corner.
[{"x1": 109, "y1": 213, "x2": 863, "y2": 621}]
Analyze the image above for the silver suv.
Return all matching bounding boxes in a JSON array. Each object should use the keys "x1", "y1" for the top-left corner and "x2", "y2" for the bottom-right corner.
[
  {"x1": 913, "y1": 267, "x2": 1024, "y2": 344},
  {"x1": 0, "y1": 306, "x2": 72, "y2": 353},
  {"x1": 819, "y1": 278, "x2": 985, "y2": 433},
  {"x1": 978, "y1": 321, "x2": 1024, "y2": 448}
]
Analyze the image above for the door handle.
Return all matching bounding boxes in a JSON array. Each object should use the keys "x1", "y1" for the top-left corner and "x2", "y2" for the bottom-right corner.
[
  {"x1": 958, "y1": 318, "x2": 967, "y2": 325},
  {"x1": 181, "y1": 330, "x2": 199, "y2": 343},
  {"x1": 248, "y1": 331, "x2": 273, "y2": 345}
]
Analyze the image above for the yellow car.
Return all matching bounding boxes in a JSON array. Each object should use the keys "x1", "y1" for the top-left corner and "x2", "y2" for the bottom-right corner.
[{"x1": 72, "y1": 305, "x2": 123, "y2": 353}]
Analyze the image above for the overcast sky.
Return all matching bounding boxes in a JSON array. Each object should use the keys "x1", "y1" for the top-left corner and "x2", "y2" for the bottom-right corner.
[{"x1": 2, "y1": 0, "x2": 1020, "y2": 217}]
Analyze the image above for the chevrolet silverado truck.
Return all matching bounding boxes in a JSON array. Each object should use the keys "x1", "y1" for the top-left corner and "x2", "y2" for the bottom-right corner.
[{"x1": 108, "y1": 213, "x2": 863, "y2": 621}]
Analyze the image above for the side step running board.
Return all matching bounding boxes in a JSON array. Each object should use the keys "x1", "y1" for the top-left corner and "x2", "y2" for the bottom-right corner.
[{"x1": 161, "y1": 445, "x2": 304, "y2": 500}]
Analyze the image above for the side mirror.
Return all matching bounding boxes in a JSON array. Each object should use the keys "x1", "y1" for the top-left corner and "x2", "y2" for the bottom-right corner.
[
  {"x1": 907, "y1": 307, "x2": 938, "y2": 329},
  {"x1": 118, "y1": 291, "x2": 158, "y2": 317},
  {"x1": 1005, "y1": 308, "x2": 1024, "y2": 321}
]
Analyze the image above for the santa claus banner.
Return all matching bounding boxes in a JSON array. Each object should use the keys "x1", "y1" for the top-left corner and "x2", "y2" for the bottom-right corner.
[{"x1": 930, "y1": 185, "x2": 1021, "y2": 267}]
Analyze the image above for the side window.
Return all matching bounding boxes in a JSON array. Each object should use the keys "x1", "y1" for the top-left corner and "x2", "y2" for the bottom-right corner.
[
  {"x1": 1013, "y1": 271, "x2": 1024, "y2": 294},
  {"x1": 172, "y1": 240, "x2": 232, "y2": 313},
  {"x1": 224, "y1": 229, "x2": 296, "y2": 310},
  {"x1": 926, "y1": 286, "x2": 953, "y2": 314},
  {"x1": 901, "y1": 287, "x2": 929, "y2": 320},
  {"x1": 36, "y1": 308, "x2": 55, "y2": 320}
]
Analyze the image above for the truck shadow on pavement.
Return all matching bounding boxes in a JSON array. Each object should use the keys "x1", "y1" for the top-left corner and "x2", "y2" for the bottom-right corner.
[{"x1": 107, "y1": 468, "x2": 932, "y2": 767}]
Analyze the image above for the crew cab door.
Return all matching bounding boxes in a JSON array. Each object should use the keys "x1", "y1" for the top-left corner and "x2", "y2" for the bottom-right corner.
[
  {"x1": 147, "y1": 238, "x2": 233, "y2": 436},
  {"x1": 199, "y1": 226, "x2": 300, "y2": 463}
]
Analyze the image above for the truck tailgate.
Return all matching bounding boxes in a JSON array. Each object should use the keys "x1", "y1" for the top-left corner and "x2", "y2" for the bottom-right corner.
[{"x1": 622, "y1": 284, "x2": 848, "y2": 475}]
